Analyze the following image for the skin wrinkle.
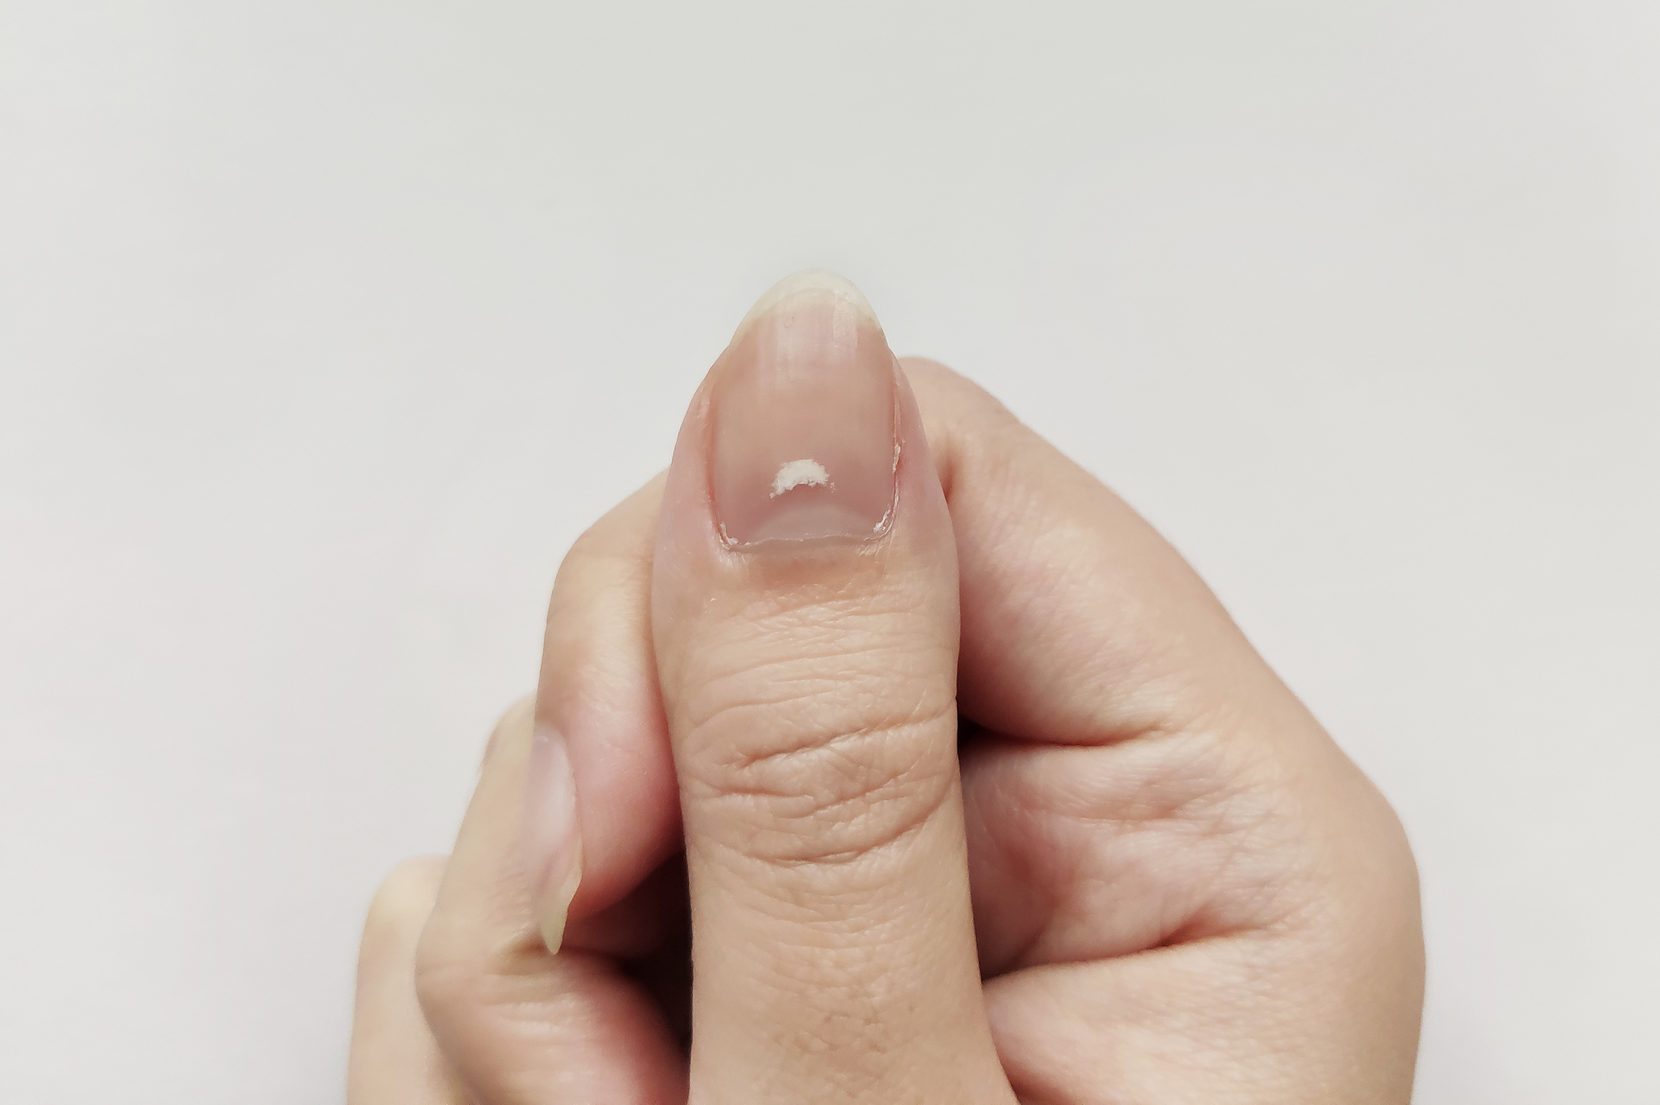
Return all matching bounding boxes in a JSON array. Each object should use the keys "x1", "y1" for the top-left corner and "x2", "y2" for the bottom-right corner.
[
  {"x1": 679, "y1": 660, "x2": 954, "y2": 758},
  {"x1": 730, "y1": 692, "x2": 948, "y2": 770},
  {"x1": 988, "y1": 940, "x2": 1313, "y2": 1105},
  {"x1": 681, "y1": 648, "x2": 949, "y2": 748},
  {"x1": 378, "y1": 332, "x2": 1421, "y2": 1104},
  {"x1": 669, "y1": 586, "x2": 946, "y2": 667},
  {"x1": 692, "y1": 739, "x2": 939, "y2": 817},
  {"x1": 714, "y1": 575, "x2": 945, "y2": 647},
  {"x1": 987, "y1": 796, "x2": 1416, "y2": 1102},
  {"x1": 417, "y1": 909, "x2": 542, "y2": 1003},
  {"x1": 1121, "y1": 778, "x2": 1304, "y2": 939},
  {"x1": 669, "y1": 557, "x2": 967, "y2": 868},
  {"x1": 964, "y1": 719, "x2": 1323, "y2": 974},
  {"x1": 699, "y1": 848, "x2": 957, "y2": 959},
  {"x1": 673, "y1": 624, "x2": 954, "y2": 767},
  {"x1": 682, "y1": 707, "x2": 959, "y2": 868}
]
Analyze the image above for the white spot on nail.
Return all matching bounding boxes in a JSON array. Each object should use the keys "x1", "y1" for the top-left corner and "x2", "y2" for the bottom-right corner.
[{"x1": 770, "y1": 458, "x2": 831, "y2": 498}]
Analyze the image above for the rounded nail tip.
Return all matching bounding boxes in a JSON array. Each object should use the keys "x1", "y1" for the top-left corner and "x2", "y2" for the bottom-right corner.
[
  {"x1": 535, "y1": 903, "x2": 567, "y2": 956},
  {"x1": 535, "y1": 865, "x2": 581, "y2": 956},
  {"x1": 522, "y1": 723, "x2": 581, "y2": 945},
  {"x1": 735, "y1": 269, "x2": 879, "y2": 336}
]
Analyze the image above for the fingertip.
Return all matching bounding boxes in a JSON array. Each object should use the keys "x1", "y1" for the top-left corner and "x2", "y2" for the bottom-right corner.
[
  {"x1": 733, "y1": 269, "x2": 878, "y2": 339},
  {"x1": 360, "y1": 855, "x2": 447, "y2": 967},
  {"x1": 646, "y1": 278, "x2": 1002, "y2": 1101},
  {"x1": 524, "y1": 726, "x2": 581, "y2": 954},
  {"x1": 534, "y1": 476, "x2": 681, "y2": 921}
]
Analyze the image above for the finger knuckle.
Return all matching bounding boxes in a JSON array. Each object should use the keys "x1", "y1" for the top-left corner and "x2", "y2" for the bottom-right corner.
[
  {"x1": 1352, "y1": 788, "x2": 1422, "y2": 921},
  {"x1": 677, "y1": 641, "x2": 959, "y2": 867},
  {"x1": 358, "y1": 856, "x2": 443, "y2": 971},
  {"x1": 414, "y1": 914, "x2": 562, "y2": 1052},
  {"x1": 477, "y1": 697, "x2": 534, "y2": 766},
  {"x1": 411, "y1": 914, "x2": 486, "y2": 1031},
  {"x1": 554, "y1": 512, "x2": 649, "y2": 600},
  {"x1": 540, "y1": 522, "x2": 654, "y2": 723}
]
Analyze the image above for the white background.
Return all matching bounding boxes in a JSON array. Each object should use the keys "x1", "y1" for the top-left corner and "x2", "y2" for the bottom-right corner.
[{"x1": 3, "y1": 1, "x2": 1657, "y2": 1101}]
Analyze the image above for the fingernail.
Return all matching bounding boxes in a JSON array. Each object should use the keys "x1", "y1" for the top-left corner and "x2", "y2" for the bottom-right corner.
[
  {"x1": 710, "y1": 271, "x2": 899, "y2": 547},
  {"x1": 523, "y1": 726, "x2": 581, "y2": 954}
]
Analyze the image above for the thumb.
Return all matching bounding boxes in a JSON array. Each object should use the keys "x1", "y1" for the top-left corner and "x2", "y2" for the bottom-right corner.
[{"x1": 651, "y1": 272, "x2": 1012, "y2": 1105}]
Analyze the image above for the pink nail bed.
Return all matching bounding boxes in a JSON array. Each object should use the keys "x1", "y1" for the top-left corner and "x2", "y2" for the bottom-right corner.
[{"x1": 708, "y1": 273, "x2": 900, "y2": 548}]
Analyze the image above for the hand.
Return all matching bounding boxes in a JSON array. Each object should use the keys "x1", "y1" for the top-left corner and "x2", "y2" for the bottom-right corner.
[{"x1": 348, "y1": 272, "x2": 1424, "y2": 1104}]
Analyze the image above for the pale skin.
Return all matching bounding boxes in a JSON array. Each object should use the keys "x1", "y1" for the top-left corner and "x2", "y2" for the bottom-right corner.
[{"x1": 348, "y1": 273, "x2": 1425, "y2": 1105}]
